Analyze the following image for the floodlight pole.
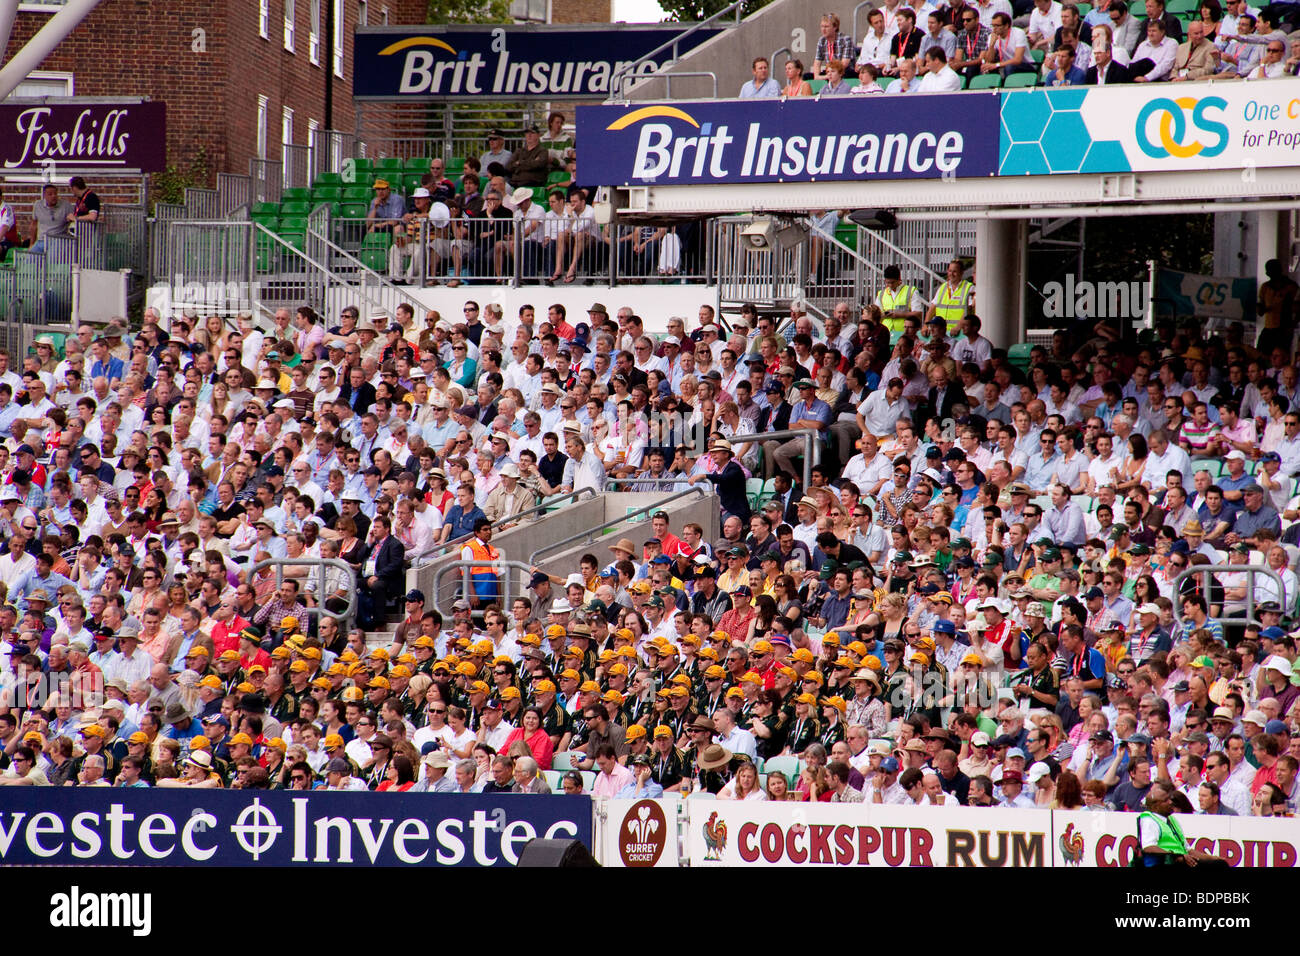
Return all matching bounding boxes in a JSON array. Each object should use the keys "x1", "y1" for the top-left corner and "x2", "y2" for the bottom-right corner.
[
  {"x1": 0, "y1": 0, "x2": 21, "y2": 72},
  {"x1": 0, "y1": 0, "x2": 106, "y2": 102}
]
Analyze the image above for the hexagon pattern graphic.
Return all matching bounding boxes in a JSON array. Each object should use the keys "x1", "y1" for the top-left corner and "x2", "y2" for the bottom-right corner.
[{"x1": 998, "y1": 88, "x2": 1132, "y2": 176}]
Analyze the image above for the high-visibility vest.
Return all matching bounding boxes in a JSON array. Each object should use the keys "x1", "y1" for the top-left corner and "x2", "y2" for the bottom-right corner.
[
  {"x1": 1138, "y1": 811, "x2": 1187, "y2": 856},
  {"x1": 932, "y1": 279, "x2": 974, "y2": 332},
  {"x1": 466, "y1": 538, "x2": 499, "y2": 577},
  {"x1": 878, "y1": 285, "x2": 918, "y2": 331}
]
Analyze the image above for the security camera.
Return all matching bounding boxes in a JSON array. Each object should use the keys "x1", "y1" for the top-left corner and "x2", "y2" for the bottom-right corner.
[{"x1": 741, "y1": 217, "x2": 776, "y2": 252}]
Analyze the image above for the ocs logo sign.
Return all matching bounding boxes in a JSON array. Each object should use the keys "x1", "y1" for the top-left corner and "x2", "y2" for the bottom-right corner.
[{"x1": 1134, "y1": 96, "x2": 1228, "y2": 160}]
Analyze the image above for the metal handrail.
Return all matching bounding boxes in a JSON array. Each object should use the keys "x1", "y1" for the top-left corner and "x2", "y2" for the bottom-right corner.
[
  {"x1": 608, "y1": 0, "x2": 748, "y2": 102},
  {"x1": 431, "y1": 559, "x2": 536, "y2": 621},
  {"x1": 603, "y1": 477, "x2": 693, "y2": 490},
  {"x1": 248, "y1": 557, "x2": 358, "y2": 630},
  {"x1": 769, "y1": 46, "x2": 791, "y2": 76},
  {"x1": 305, "y1": 218, "x2": 427, "y2": 315},
  {"x1": 528, "y1": 486, "x2": 709, "y2": 566},
  {"x1": 729, "y1": 427, "x2": 821, "y2": 489},
  {"x1": 1170, "y1": 563, "x2": 1291, "y2": 629},
  {"x1": 851, "y1": 0, "x2": 875, "y2": 57},
  {"x1": 614, "y1": 69, "x2": 717, "y2": 102},
  {"x1": 852, "y1": 223, "x2": 945, "y2": 291},
  {"x1": 414, "y1": 488, "x2": 599, "y2": 568}
]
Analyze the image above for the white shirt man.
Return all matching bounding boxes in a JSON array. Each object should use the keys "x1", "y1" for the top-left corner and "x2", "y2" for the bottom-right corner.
[
  {"x1": 918, "y1": 52, "x2": 963, "y2": 90},
  {"x1": 1028, "y1": 0, "x2": 1064, "y2": 47},
  {"x1": 1132, "y1": 24, "x2": 1179, "y2": 80}
]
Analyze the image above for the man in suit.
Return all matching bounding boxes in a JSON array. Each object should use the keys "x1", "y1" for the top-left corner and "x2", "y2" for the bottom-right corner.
[
  {"x1": 339, "y1": 365, "x2": 376, "y2": 414},
  {"x1": 1169, "y1": 20, "x2": 1218, "y2": 79},
  {"x1": 361, "y1": 514, "x2": 406, "y2": 627},
  {"x1": 923, "y1": 365, "x2": 961, "y2": 430},
  {"x1": 1085, "y1": 42, "x2": 1131, "y2": 82},
  {"x1": 1139, "y1": 0, "x2": 1182, "y2": 42}
]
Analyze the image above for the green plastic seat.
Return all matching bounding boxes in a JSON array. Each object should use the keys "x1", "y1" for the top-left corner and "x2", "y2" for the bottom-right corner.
[
  {"x1": 314, "y1": 172, "x2": 343, "y2": 187},
  {"x1": 361, "y1": 231, "x2": 392, "y2": 249},
  {"x1": 341, "y1": 185, "x2": 371, "y2": 201},
  {"x1": 278, "y1": 216, "x2": 308, "y2": 233},
  {"x1": 279, "y1": 231, "x2": 306, "y2": 253},
  {"x1": 279, "y1": 200, "x2": 311, "y2": 216},
  {"x1": 835, "y1": 223, "x2": 857, "y2": 252},
  {"x1": 1030, "y1": 49, "x2": 1046, "y2": 64},
  {"x1": 446, "y1": 158, "x2": 465, "y2": 175},
  {"x1": 403, "y1": 174, "x2": 423, "y2": 195},
  {"x1": 1008, "y1": 342, "x2": 1034, "y2": 371},
  {"x1": 969, "y1": 73, "x2": 1003, "y2": 89},
  {"x1": 314, "y1": 186, "x2": 343, "y2": 202},
  {"x1": 251, "y1": 201, "x2": 280, "y2": 216},
  {"x1": 547, "y1": 170, "x2": 569, "y2": 185},
  {"x1": 404, "y1": 156, "x2": 429, "y2": 171},
  {"x1": 878, "y1": 76, "x2": 894, "y2": 90},
  {"x1": 280, "y1": 187, "x2": 311, "y2": 202},
  {"x1": 374, "y1": 157, "x2": 404, "y2": 172},
  {"x1": 810, "y1": 79, "x2": 827, "y2": 93},
  {"x1": 339, "y1": 202, "x2": 369, "y2": 219},
  {"x1": 1004, "y1": 72, "x2": 1039, "y2": 87},
  {"x1": 360, "y1": 247, "x2": 388, "y2": 271}
]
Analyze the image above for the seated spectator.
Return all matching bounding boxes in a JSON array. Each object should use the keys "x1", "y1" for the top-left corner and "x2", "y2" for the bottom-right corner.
[
  {"x1": 886, "y1": 9, "x2": 924, "y2": 71},
  {"x1": 952, "y1": 8, "x2": 992, "y2": 77},
  {"x1": 851, "y1": 61, "x2": 886, "y2": 92},
  {"x1": 885, "y1": 56, "x2": 922, "y2": 92},
  {"x1": 539, "y1": 111, "x2": 574, "y2": 164},
  {"x1": 857, "y1": 9, "x2": 892, "y2": 68},
  {"x1": 918, "y1": 47, "x2": 964, "y2": 89},
  {"x1": 813, "y1": 12, "x2": 855, "y2": 78},
  {"x1": 983, "y1": 12, "x2": 1036, "y2": 75},
  {"x1": 819, "y1": 60, "x2": 854, "y2": 95},
  {"x1": 1169, "y1": 19, "x2": 1219, "y2": 78},
  {"x1": 1045, "y1": 44, "x2": 1087, "y2": 82},
  {"x1": 1028, "y1": 0, "x2": 1065, "y2": 49},
  {"x1": 782, "y1": 58, "x2": 813, "y2": 96},
  {"x1": 739, "y1": 56, "x2": 781, "y2": 97},
  {"x1": 1129, "y1": 17, "x2": 1178, "y2": 79}
]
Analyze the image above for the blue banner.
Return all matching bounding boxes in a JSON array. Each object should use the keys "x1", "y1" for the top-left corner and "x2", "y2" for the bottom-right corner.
[
  {"x1": 575, "y1": 93, "x2": 1001, "y2": 186},
  {"x1": 1155, "y1": 267, "x2": 1257, "y2": 321},
  {"x1": 0, "y1": 790, "x2": 592, "y2": 866},
  {"x1": 353, "y1": 27, "x2": 722, "y2": 99}
]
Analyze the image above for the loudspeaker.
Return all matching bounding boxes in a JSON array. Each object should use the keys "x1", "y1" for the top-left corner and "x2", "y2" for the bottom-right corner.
[{"x1": 515, "y1": 838, "x2": 600, "y2": 868}]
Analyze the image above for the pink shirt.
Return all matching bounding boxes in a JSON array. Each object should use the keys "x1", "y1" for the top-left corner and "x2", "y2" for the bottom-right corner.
[{"x1": 593, "y1": 762, "x2": 635, "y2": 797}]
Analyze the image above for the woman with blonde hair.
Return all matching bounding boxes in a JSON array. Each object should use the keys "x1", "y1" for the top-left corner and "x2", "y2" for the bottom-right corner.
[{"x1": 718, "y1": 758, "x2": 767, "y2": 800}]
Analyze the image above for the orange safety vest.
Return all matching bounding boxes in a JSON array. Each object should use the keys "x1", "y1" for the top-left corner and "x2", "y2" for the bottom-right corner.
[{"x1": 466, "y1": 538, "x2": 499, "y2": 576}]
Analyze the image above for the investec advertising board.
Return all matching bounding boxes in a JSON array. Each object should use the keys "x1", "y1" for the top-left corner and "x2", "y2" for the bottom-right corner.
[
  {"x1": 576, "y1": 94, "x2": 1001, "y2": 187},
  {"x1": 353, "y1": 26, "x2": 721, "y2": 100},
  {"x1": 1000, "y1": 81, "x2": 1300, "y2": 175},
  {"x1": 0, "y1": 790, "x2": 591, "y2": 867}
]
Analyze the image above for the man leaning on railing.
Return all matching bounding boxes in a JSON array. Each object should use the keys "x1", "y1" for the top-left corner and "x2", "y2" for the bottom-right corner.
[{"x1": 29, "y1": 182, "x2": 72, "y2": 255}]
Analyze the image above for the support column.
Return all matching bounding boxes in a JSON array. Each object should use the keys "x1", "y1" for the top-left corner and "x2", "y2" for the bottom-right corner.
[{"x1": 975, "y1": 218, "x2": 1027, "y2": 350}]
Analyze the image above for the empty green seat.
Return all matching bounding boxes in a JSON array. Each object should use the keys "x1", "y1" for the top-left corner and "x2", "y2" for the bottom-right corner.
[
  {"x1": 281, "y1": 186, "x2": 311, "y2": 202},
  {"x1": 547, "y1": 170, "x2": 569, "y2": 185},
  {"x1": 404, "y1": 156, "x2": 429, "y2": 171},
  {"x1": 278, "y1": 216, "x2": 308, "y2": 233},
  {"x1": 361, "y1": 232, "x2": 391, "y2": 249},
  {"x1": 1004, "y1": 72, "x2": 1038, "y2": 87},
  {"x1": 403, "y1": 174, "x2": 423, "y2": 194},
  {"x1": 314, "y1": 186, "x2": 343, "y2": 202},
  {"x1": 374, "y1": 157, "x2": 404, "y2": 172},
  {"x1": 969, "y1": 73, "x2": 1003, "y2": 89},
  {"x1": 360, "y1": 247, "x2": 388, "y2": 271},
  {"x1": 280, "y1": 200, "x2": 311, "y2": 216},
  {"x1": 314, "y1": 172, "x2": 343, "y2": 187},
  {"x1": 341, "y1": 185, "x2": 371, "y2": 201},
  {"x1": 1008, "y1": 342, "x2": 1033, "y2": 371},
  {"x1": 339, "y1": 202, "x2": 369, "y2": 219},
  {"x1": 251, "y1": 201, "x2": 280, "y2": 216}
]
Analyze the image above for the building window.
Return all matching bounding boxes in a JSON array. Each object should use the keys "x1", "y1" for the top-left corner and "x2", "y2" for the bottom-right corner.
[
  {"x1": 284, "y1": 0, "x2": 296, "y2": 51},
  {"x1": 259, "y1": 0, "x2": 269, "y2": 38},
  {"x1": 307, "y1": 119, "x2": 319, "y2": 177},
  {"x1": 309, "y1": 0, "x2": 321, "y2": 64},
  {"x1": 510, "y1": 0, "x2": 548, "y2": 23},
  {"x1": 5, "y1": 71, "x2": 73, "y2": 99},
  {"x1": 257, "y1": 96, "x2": 269, "y2": 160},
  {"x1": 332, "y1": 0, "x2": 344, "y2": 77}
]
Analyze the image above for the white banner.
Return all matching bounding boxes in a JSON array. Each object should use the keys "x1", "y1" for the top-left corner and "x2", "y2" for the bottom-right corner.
[
  {"x1": 688, "y1": 800, "x2": 1052, "y2": 867},
  {"x1": 602, "y1": 798, "x2": 681, "y2": 867},
  {"x1": 1053, "y1": 810, "x2": 1300, "y2": 868}
]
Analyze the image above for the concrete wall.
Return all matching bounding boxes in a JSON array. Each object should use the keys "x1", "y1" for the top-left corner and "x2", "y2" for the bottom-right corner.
[
  {"x1": 627, "y1": 0, "x2": 828, "y2": 101},
  {"x1": 409, "y1": 489, "x2": 720, "y2": 616},
  {"x1": 533, "y1": 489, "x2": 720, "y2": 581}
]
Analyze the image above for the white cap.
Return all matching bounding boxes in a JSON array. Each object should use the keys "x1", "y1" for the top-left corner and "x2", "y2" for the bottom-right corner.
[
  {"x1": 1027, "y1": 761, "x2": 1052, "y2": 784},
  {"x1": 1137, "y1": 602, "x2": 1161, "y2": 616},
  {"x1": 1242, "y1": 709, "x2": 1269, "y2": 727},
  {"x1": 412, "y1": 187, "x2": 431, "y2": 198},
  {"x1": 549, "y1": 598, "x2": 573, "y2": 614},
  {"x1": 1225, "y1": 450, "x2": 1246, "y2": 461},
  {"x1": 564, "y1": 572, "x2": 586, "y2": 588},
  {"x1": 500, "y1": 462, "x2": 520, "y2": 479},
  {"x1": 1264, "y1": 655, "x2": 1293, "y2": 677}
]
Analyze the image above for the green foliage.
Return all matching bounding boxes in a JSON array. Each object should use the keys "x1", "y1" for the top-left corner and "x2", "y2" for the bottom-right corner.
[
  {"x1": 426, "y1": 0, "x2": 511, "y2": 23},
  {"x1": 659, "y1": 0, "x2": 771, "y2": 23},
  {"x1": 150, "y1": 147, "x2": 211, "y2": 212}
]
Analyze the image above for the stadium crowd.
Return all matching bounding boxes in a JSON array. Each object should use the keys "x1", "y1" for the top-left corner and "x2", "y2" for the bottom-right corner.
[{"x1": 0, "y1": 273, "x2": 1299, "y2": 820}]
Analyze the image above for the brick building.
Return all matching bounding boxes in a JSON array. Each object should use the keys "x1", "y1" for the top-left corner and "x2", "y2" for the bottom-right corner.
[
  {"x1": 3, "y1": 0, "x2": 426, "y2": 186},
  {"x1": 3, "y1": 0, "x2": 611, "y2": 188}
]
